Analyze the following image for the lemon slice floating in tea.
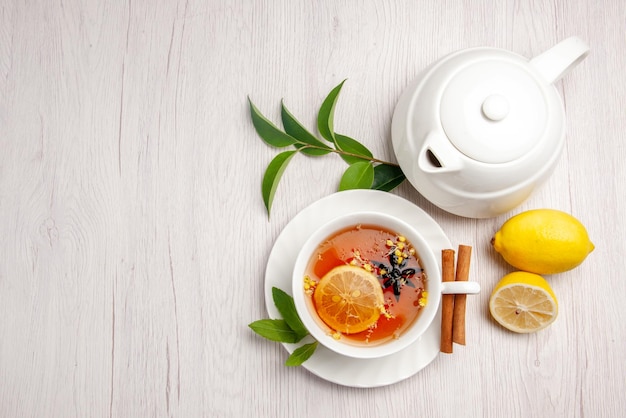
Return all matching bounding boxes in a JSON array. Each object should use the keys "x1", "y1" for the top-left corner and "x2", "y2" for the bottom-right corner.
[
  {"x1": 489, "y1": 271, "x2": 558, "y2": 333},
  {"x1": 313, "y1": 265, "x2": 385, "y2": 334}
]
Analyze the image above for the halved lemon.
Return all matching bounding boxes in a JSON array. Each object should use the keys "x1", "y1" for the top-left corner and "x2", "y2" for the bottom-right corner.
[
  {"x1": 313, "y1": 265, "x2": 384, "y2": 334},
  {"x1": 489, "y1": 271, "x2": 558, "y2": 333}
]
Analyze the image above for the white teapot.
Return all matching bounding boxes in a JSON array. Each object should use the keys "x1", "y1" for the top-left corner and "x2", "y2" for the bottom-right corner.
[{"x1": 391, "y1": 37, "x2": 589, "y2": 218}]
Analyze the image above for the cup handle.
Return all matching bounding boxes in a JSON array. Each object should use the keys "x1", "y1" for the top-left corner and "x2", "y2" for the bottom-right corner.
[{"x1": 442, "y1": 281, "x2": 481, "y2": 295}]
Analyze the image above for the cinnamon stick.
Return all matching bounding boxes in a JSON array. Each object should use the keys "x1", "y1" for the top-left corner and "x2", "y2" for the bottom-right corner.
[
  {"x1": 452, "y1": 245, "x2": 472, "y2": 345},
  {"x1": 440, "y1": 249, "x2": 455, "y2": 354}
]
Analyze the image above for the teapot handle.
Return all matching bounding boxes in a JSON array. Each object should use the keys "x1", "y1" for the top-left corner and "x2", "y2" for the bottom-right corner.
[
  {"x1": 418, "y1": 131, "x2": 464, "y2": 174},
  {"x1": 529, "y1": 36, "x2": 589, "y2": 85}
]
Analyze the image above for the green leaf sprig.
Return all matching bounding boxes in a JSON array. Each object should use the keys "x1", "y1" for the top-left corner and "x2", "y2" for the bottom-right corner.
[
  {"x1": 248, "y1": 287, "x2": 318, "y2": 367},
  {"x1": 248, "y1": 80, "x2": 406, "y2": 217}
]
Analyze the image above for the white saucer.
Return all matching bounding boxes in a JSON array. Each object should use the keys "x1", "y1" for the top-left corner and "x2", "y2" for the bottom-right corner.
[{"x1": 264, "y1": 190, "x2": 451, "y2": 387}]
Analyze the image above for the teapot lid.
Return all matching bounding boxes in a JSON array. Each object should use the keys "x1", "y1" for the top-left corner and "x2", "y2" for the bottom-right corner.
[{"x1": 440, "y1": 59, "x2": 549, "y2": 164}]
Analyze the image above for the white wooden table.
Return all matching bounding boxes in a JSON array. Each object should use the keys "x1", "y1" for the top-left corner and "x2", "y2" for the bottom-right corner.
[{"x1": 2, "y1": 1, "x2": 625, "y2": 417}]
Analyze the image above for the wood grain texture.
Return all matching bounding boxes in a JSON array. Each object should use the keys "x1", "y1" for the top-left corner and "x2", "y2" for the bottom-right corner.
[{"x1": 1, "y1": 0, "x2": 625, "y2": 417}]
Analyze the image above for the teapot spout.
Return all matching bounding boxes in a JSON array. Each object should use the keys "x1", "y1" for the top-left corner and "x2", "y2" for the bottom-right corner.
[
  {"x1": 530, "y1": 36, "x2": 589, "y2": 84},
  {"x1": 418, "y1": 131, "x2": 464, "y2": 174}
]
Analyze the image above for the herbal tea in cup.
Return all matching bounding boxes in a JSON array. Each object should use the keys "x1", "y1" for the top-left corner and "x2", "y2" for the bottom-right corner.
[{"x1": 292, "y1": 212, "x2": 478, "y2": 359}]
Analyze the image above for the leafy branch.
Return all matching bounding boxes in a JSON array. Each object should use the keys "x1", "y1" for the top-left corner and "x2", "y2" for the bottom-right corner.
[
  {"x1": 248, "y1": 287, "x2": 318, "y2": 367},
  {"x1": 248, "y1": 80, "x2": 406, "y2": 217}
]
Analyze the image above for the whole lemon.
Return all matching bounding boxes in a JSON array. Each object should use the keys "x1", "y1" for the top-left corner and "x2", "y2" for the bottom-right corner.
[{"x1": 492, "y1": 209, "x2": 594, "y2": 274}]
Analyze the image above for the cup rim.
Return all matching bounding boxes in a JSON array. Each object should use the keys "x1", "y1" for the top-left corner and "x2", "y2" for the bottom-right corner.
[{"x1": 292, "y1": 211, "x2": 442, "y2": 359}]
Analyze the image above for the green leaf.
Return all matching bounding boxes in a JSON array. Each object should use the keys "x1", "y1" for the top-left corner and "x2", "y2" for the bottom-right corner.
[
  {"x1": 372, "y1": 164, "x2": 406, "y2": 191},
  {"x1": 293, "y1": 144, "x2": 331, "y2": 156},
  {"x1": 339, "y1": 161, "x2": 374, "y2": 191},
  {"x1": 285, "y1": 341, "x2": 319, "y2": 366},
  {"x1": 272, "y1": 287, "x2": 308, "y2": 342},
  {"x1": 281, "y1": 101, "x2": 332, "y2": 156},
  {"x1": 335, "y1": 134, "x2": 373, "y2": 164},
  {"x1": 248, "y1": 97, "x2": 298, "y2": 148},
  {"x1": 262, "y1": 150, "x2": 298, "y2": 216},
  {"x1": 248, "y1": 319, "x2": 300, "y2": 343},
  {"x1": 317, "y1": 80, "x2": 346, "y2": 144}
]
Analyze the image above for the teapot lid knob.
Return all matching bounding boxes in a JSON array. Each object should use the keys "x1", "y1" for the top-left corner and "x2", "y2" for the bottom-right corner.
[{"x1": 481, "y1": 95, "x2": 509, "y2": 121}]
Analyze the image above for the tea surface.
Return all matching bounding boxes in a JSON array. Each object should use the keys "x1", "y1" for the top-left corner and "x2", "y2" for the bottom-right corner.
[{"x1": 304, "y1": 224, "x2": 428, "y2": 345}]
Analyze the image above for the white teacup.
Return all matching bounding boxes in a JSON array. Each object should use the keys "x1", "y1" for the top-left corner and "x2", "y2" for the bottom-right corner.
[{"x1": 292, "y1": 211, "x2": 480, "y2": 359}]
